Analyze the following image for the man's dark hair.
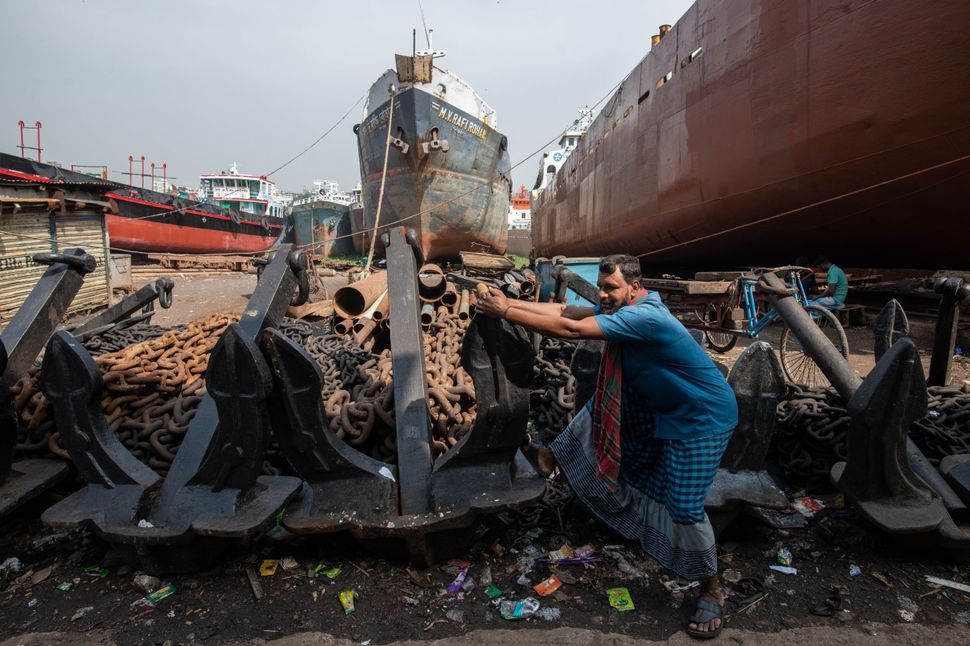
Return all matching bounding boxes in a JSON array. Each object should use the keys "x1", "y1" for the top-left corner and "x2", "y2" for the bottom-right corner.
[
  {"x1": 599, "y1": 254, "x2": 642, "y2": 284},
  {"x1": 813, "y1": 255, "x2": 830, "y2": 266}
]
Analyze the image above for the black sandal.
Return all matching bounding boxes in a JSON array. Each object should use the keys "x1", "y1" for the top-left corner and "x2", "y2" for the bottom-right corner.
[{"x1": 687, "y1": 597, "x2": 724, "y2": 640}]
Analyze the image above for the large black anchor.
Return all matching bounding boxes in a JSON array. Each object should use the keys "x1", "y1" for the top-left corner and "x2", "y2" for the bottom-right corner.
[
  {"x1": 759, "y1": 272, "x2": 970, "y2": 556},
  {"x1": 0, "y1": 248, "x2": 96, "y2": 518},
  {"x1": 40, "y1": 246, "x2": 307, "y2": 573},
  {"x1": 261, "y1": 228, "x2": 545, "y2": 565}
]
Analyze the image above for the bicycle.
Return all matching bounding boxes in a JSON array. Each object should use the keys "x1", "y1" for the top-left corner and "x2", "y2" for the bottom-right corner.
[{"x1": 686, "y1": 266, "x2": 849, "y2": 388}]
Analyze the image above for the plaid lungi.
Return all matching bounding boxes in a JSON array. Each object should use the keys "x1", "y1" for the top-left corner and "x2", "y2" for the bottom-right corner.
[{"x1": 550, "y1": 397, "x2": 731, "y2": 581}]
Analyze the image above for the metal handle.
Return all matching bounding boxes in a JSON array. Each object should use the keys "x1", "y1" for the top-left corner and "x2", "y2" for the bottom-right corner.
[{"x1": 32, "y1": 250, "x2": 97, "y2": 275}]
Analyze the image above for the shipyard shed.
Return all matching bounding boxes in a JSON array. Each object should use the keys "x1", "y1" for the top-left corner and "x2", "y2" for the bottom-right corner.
[{"x1": 0, "y1": 180, "x2": 112, "y2": 330}]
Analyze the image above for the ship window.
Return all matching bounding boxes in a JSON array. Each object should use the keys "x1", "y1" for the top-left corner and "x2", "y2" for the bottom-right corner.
[
  {"x1": 638, "y1": 89, "x2": 650, "y2": 103},
  {"x1": 546, "y1": 165, "x2": 556, "y2": 174},
  {"x1": 656, "y1": 72, "x2": 672, "y2": 88},
  {"x1": 682, "y1": 47, "x2": 703, "y2": 67}
]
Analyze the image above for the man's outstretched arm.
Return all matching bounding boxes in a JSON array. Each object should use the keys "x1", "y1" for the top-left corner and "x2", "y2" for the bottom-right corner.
[{"x1": 477, "y1": 288, "x2": 605, "y2": 340}]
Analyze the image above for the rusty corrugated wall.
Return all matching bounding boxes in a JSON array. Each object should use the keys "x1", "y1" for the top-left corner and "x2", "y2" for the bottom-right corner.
[{"x1": 0, "y1": 203, "x2": 111, "y2": 331}]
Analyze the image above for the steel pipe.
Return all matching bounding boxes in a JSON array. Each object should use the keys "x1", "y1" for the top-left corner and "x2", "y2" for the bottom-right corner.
[
  {"x1": 334, "y1": 271, "x2": 388, "y2": 319},
  {"x1": 418, "y1": 264, "x2": 447, "y2": 303}
]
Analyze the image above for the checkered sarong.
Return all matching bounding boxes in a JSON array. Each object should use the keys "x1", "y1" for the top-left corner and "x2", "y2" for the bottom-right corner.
[{"x1": 551, "y1": 397, "x2": 731, "y2": 580}]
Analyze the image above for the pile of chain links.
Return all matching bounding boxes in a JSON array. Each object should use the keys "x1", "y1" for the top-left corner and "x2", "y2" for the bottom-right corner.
[
  {"x1": 12, "y1": 313, "x2": 236, "y2": 475},
  {"x1": 82, "y1": 322, "x2": 180, "y2": 356},
  {"x1": 773, "y1": 382, "x2": 970, "y2": 492},
  {"x1": 530, "y1": 337, "x2": 578, "y2": 444},
  {"x1": 283, "y1": 306, "x2": 477, "y2": 462}
]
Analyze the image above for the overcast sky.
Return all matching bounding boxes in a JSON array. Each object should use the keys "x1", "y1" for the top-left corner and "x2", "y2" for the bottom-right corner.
[{"x1": 1, "y1": 0, "x2": 693, "y2": 194}]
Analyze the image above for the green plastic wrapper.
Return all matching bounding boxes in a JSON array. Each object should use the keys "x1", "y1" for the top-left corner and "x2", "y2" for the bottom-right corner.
[{"x1": 606, "y1": 587, "x2": 635, "y2": 611}]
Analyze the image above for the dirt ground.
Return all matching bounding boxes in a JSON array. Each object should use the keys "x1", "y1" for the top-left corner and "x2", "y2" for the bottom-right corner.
[{"x1": 2, "y1": 272, "x2": 969, "y2": 644}]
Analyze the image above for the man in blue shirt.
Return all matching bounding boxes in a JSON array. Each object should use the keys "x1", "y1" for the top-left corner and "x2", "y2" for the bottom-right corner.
[
  {"x1": 477, "y1": 254, "x2": 737, "y2": 639},
  {"x1": 811, "y1": 255, "x2": 848, "y2": 310}
]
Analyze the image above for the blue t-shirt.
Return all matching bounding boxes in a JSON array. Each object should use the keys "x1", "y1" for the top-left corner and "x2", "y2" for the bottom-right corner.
[
  {"x1": 826, "y1": 264, "x2": 848, "y2": 305},
  {"x1": 593, "y1": 292, "x2": 738, "y2": 440}
]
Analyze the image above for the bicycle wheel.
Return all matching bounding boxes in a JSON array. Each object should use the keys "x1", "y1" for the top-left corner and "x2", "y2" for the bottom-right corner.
[
  {"x1": 779, "y1": 304, "x2": 850, "y2": 388},
  {"x1": 693, "y1": 304, "x2": 738, "y2": 353}
]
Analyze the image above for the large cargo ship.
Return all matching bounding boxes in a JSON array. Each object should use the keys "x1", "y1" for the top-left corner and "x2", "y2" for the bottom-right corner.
[
  {"x1": 0, "y1": 153, "x2": 285, "y2": 255},
  {"x1": 354, "y1": 34, "x2": 512, "y2": 261},
  {"x1": 531, "y1": 0, "x2": 970, "y2": 270}
]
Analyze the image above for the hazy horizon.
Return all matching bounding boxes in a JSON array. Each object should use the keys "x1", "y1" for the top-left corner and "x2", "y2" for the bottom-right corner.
[{"x1": 1, "y1": 0, "x2": 694, "y2": 195}]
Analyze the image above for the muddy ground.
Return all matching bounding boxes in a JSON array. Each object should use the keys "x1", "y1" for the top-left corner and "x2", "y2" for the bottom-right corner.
[{"x1": 3, "y1": 272, "x2": 969, "y2": 644}]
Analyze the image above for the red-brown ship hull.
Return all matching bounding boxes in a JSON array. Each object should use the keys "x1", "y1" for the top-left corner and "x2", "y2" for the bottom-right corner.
[
  {"x1": 106, "y1": 215, "x2": 279, "y2": 254},
  {"x1": 531, "y1": 0, "x2": 970, "y2": 270}
]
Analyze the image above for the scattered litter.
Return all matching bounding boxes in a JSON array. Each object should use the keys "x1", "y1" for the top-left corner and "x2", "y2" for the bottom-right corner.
[
  {"x1": 445, "y1": 566, "x2": 469, "y2": 595},
  {"x1": 445, "y1": 609, "x2": 465, "y2": 623},
  {"x1": 548, "y1": 545, "x2": 574, "y2": 561},
  {"x1": 848, "y1": 564, "x2": 862, "y2": 577},
  {"x1": 603, "y1": 546, "x2": 646, "y2": 579},
  {"x1": 31, "y1": 566, "x2": 52, "y2": 584},
  {"x1": 722, "y1": 569, "x2": 742, "y2": 584},
  {"x1": 246, "y1": 567, "x2": 264, "y2": 600},
  {"x1": 378, "y1": 466, "x2": 395, "y2": 481},
  {"x1": 485, "y1": 586, "x2": 503, "y2": 599},
  {"x1": 323, "y1": 567, "x2": 342, "y2": 580},
  {"x1": 27, "y1": 598, "x2": 38, "y2": 608},
  {"x1": 925, "y1": 575, "x2": 970, "y2": 594},
  {"x1": 259, "y1": 560, "x2": 279, "y2": 577},
  {"x1": 792, "y1": 497, "x2": 824, "y2": 517},
  {"x1": 770, "y1": 565, "x2": 798, "y2": 576},
  {"x1": 133, "y1": 574, "x2": 161, "y2": 593},
  {"x1": 141, "y1": 584, "x2": 176, "y2": 606},
  {"x1": 498, "y1": 596, "x2": 540, "y2": 620},
  {"x1": 896, "y1": 593, "x2": 920, "y2": 621},
  {"x1": 480, "y1": 565, "x2": 493, "y2": 587},
  {"x1": 776, "y1": 548, "x2": 793, "y2": 567},
  {"x1": 607, "y1": 587, "x2": 635, "y2": 612},
  {"x1": 555, "y1": 569, "x2": 578, "y2": 585},
  {"x1": 407, "y1": 567, "x2": 434, "y2": 588},
  {"x1": 280, "y1": 556, "x2": 300, "y2": 571},
  {"x1": 338, "y1": 590, "x2": 358, "y2": 615},
  {"x1": 56, "y1": 582, "x2": 73, "y2": 592},
  {"x1": 662, "y1": 579, "x2": 700, "y2": 593},
  {"x1": 137, "y1": 519, "x2": 155, "y2": 528},
  {"x1": 536, "y1": 607, "x2": 561, "y2": 621},
  {"x1": 83, "y1": 565, "x2": 109, "y2": 578},
  {"x1": 533, "y1": 575, "x2": 562, "y2": 597},
  {"x1": 71, "y1": 606, "x2": 94, "y2": 621},
  {"x1": 574, "y1": 544, "x2": 595, "y2": 558}
]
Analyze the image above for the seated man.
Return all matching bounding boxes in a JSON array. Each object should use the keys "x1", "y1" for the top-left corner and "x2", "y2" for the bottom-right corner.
[{"x1": 811, "y1": 255, "x2": 847, "y2": 310}]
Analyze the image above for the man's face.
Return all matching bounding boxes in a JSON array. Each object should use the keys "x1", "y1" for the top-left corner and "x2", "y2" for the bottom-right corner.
[{"x1": 597, "y1": 268, "x2": 639, "y2": 314}]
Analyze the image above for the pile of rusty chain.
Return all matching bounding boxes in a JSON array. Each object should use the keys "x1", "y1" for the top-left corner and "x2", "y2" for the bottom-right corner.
[
  {"x1": 773, "y1": 383, "x2": 970, "y2": 492},
  {"x1": 11, "y1": 312, "x2": 237, "y2": 475},
  {"x1": 311, "y1": 306, "x2": 476, "y2": 463},
  {"x1": 83, "y1": 322, "x2": 183, "y2": 356},
  {"x1": 530, "y1": 337, "x2": 578, "y2": 444}
]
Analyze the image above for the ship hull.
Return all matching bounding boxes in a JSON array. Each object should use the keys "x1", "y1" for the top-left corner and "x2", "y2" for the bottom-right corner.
[
  {"x1": 532, "y1": 0, "x2": 970, "y2": 270},
  {"x1": 290, "y1": 200, "x2": 355, "y2": 257},
  {"x1": 106, "y1": 193, "x2": 282, "y2": 254},
  {"x1": 356, "y1": 88, "x2": 511, "y2": 261}
]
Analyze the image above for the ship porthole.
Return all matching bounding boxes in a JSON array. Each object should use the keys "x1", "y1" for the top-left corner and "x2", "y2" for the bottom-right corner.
[
  {"x1": 353, "y1": 123, "x2": 360, "y2": 135},
  {"x1": 499, "y1": 136, "x2": 508, "y2": 151},
  {"x1": 201, "y1": 217, "x2": 207, "y2": 223}
]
